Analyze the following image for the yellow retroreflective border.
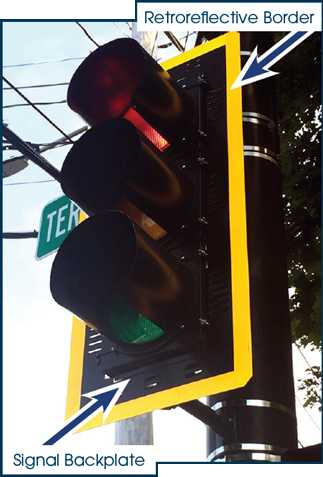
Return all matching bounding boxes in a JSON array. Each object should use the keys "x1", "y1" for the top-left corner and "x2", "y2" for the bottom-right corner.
[{"x1": 65, "y1": 31, "x2": 252, "y2": 430}]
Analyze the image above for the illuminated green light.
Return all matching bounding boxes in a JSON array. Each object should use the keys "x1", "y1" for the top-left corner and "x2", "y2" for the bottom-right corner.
[{"x1": 109, "y1": 299, "x2": 164, "y2": 344}]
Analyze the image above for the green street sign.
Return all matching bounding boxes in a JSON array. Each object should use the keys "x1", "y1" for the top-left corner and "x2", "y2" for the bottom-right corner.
[{"x1": 36, "y1": 195, "x2": 80, "y2": 260}]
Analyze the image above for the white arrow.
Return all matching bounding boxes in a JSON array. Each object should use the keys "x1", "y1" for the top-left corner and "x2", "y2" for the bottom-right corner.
[{"x1": 232, "y1": 31, "x2": 314, "y2": 89}]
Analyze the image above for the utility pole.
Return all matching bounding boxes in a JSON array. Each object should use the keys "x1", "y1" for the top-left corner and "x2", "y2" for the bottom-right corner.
[
  {"x1": 206, "y1": 32, "x2": 298, "y2": 462},
  {"x1": 114, "y1": 413, "x2": 154, "y2": 445},
  {"x1": 113, "y1": 26, "x2": 157, "y2": 446}
]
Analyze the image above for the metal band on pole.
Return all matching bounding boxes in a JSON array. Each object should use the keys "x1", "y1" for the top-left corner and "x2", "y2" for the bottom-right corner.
[
  {"x1": 208, "y1": 443, "x2": 284, "y2": 462},
  {"x1": 212, "y1": 399, "x2": 295, "y2": 417}
]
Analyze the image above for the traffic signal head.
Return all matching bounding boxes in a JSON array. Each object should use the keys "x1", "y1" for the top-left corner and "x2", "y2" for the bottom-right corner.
[
  {"x1": 67, "y1": 37, "x2": 195, "y2": 146},
  {"x1": 51, "y1": 209, "x2": 197, "y2": 342},
  {"x1": 59, "y1": 117, "x2": 196, "y2": 234},
  {"x1": 50, "y1": 32, "x2": 252, "y2": 427}
]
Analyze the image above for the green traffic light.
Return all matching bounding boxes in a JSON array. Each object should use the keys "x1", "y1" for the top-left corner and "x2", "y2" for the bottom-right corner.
[{"x1": 109, "y1": 299, "x2": 164, "y2": 344}]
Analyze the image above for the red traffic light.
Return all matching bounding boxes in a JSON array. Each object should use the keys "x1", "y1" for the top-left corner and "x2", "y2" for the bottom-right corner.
[{"x1": 67, "y1": 38, "x2": 195, "y2": 146}]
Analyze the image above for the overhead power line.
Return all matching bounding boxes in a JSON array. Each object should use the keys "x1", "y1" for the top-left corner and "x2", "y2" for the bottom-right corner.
[
  {"x1": 296, "y1": 343, "x2": 320, "y2": 373},
  {"x1": 296, "y1": 395, "x2": 321, "y2": 432},
  {"x1": 3, "y1": 82, "x2": 69, "y2": 91},
  {"x1": 3, "y1": 76, "x2": 74, "y2": 144},
  {"x1": 164, "y1": 32, "x2": 185, "y2": 52},
  {"x1": 3, "y1": 57, "x2": 85, "y2": 68},
  {"x1": 3, "y1": 140, "x2": 40, "y2": 151},
  {"x1": 3, "y1": 179, "x2": 55, "y2": 186},
  {"x1": 76, "y1": 22, "x2": 100, "y2": 47},
  {"x1": 159, "y1": 31, "x2": 197, "y2": 50},
  {"x1": 3, "y1": 126, "x2": 87, "y2": 155},
  {"x1": 3, "y1": 125, "x2": 87, "y2": 179},
  {"x1": 113, "y1": 22, "x2": 131, "y2": 38},
  {"x1": 4, "y1": 100, "x2": 67, "y2": 109},
  {"x1": 3, "y1": 124, "x2": 61, "y2": 182},
  {"x1": 36, "y1": 126, "x2": 88, "y2": 154}
]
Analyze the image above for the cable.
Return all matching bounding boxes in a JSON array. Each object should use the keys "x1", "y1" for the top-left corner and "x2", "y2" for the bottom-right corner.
[
  {"x1": 3, "y1": 82, "x2": 69, "y2": 90},
  {"x1": 164, "y1": 32, "x2": 185, "y2": 52},
  {"x1": 3, "y1": 57, "x2": 85, "y2": 68},
  {"x1": 113, "y1": 22, "x2": 131, "y2": 38},
  {"x1": 76, "y1": 22, "x2": 100, "y2": 47},
  {"x1": 3, "y1": 127, "x2": 88, "y2": 179},
  {"x1": 3, "y1": 76, "x2": 74, "y2": 145},
  {"x1": 4, "y1": 140, "x2": 66, "y2": 149},
  {"x1": 183, "y1": 31, "x2": 190, "y2": 50},
  {"x1": 296, "y1": 394, "x2": 321, "y2": 432},
  {"x1": 4, "y1": 100, "x2": 67, "y2": 109},
  {"x1": 151, "y1": 32, "x2": 158, "y2": 58},
  {"x1": 4, "y1": 139, "x2": 51, "y2": 147},
  {"x1": 296, "y1": 343, "x2": 321, "y2": 373},
  {"x1": 3, "y1": 179, "x2": 55, "y2": 186},
  {"x1": 3, "y1": 123, "x2": 61, "y2": 182},
  {"x1": 179, "y1": 31, "x2": 197, "y2": 41},
  {"x1": 158, "y1": 31, "x2": 197, "y2": 50}
]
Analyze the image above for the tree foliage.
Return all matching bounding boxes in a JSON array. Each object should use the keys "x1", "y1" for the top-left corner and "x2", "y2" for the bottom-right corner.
[
  {"x1": 298, "y1": 364, "x2": 322, "y2": 411},
  {"x1": 273, "y1": 32, "x2": 321, "y2": 408},
  {"x1": 274, "y1": 32, "x2": 321, "y2": 347}
]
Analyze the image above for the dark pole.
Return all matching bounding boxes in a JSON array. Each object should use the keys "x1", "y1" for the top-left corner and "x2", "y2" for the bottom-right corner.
[
  {"x1": 3, "y1": 124, "x2": 61, "y2": 182},
  {"x1": 206, "y1": 32, "x2": 298, "y2": 462},
  {"x1": 180, "y1": 400, "x2": 234, "y2": 437},
  {"x1": 3, "y1": 231, "x2": 38, "y2": 239}
]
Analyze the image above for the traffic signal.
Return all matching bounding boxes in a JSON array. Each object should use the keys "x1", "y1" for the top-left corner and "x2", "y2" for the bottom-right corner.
[{"x1": 50, "y1": 31, "x2": 252, "y2": 430}]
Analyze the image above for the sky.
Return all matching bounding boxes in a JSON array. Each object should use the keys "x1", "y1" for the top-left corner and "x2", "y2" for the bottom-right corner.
[{"x1": 2, "y1": 19, "x2": 322, "y2": 472}]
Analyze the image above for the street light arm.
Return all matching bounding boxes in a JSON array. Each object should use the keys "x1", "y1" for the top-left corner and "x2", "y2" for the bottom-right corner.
[
  {"x1": 3, "y1": 230, "x2": 39, "y2": 239},
  {"x1": 3, "y1": 123, "x2": 61, "y2": 182}
]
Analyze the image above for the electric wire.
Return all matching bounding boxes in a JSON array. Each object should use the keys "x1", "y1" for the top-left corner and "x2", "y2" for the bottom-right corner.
[
  {"x1": 3, "y1": 179, "x2": 55, "y2": 186},
  {"x1": 158, "y1": 31, "x2": 197, "y2": 50},
  {"x1": 3, "y1": 76, "x2": 74, "y2": 145},
  {"x1": 113, "y1": 22, "x2": 131, "y2": 38},
  {"x1": 3, "y1": 140, "x2": 67, "y2": 148},
  {"x1": 296, "y1": 394, "x2": 321, "y2": 431},
  {"x1": 296, "y1": 342, "x2": 321, "y2": 373},
  {"x1": 3, "y1": 82, "x2": 69, "y2": 90},
  {"x1": 294, "y1": 344, "x2": 322, "y2": 434},
  {"x1": 3, "y1": 57, "x2": 85, "y2": 68},
  {"x1": 76, "y1": 22, "x2": 100, "y2": 47},
  {"x1": 164, "y1": 32, "x2": 185, "y2": 52},
  {"x1": 4, "y1": 100, "x2": 67, "y2": 109},
  {"x1": 3, "y1": 123, "x2": 61, "y2": 182},
  {"x1": 180, "y1": 31, "x2": 197, "y2": 40},
  {"x1": 183, "y1": 31, "x2": 190, "y2": 50},
  {"x1": 151, "y1": 32, "x2": 158, "y2": 58},
  {"x1": 2, "y1": 32, "x2": 197, "y2": 69}
]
